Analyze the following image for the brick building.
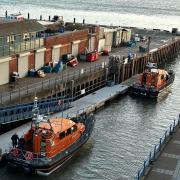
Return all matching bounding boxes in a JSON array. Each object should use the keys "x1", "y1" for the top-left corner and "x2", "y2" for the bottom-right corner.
[{"x1": 0, "y1": 18, "x2": 100, "y2": 85}]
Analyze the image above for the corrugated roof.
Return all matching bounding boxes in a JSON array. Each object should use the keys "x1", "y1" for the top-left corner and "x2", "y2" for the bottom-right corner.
[{"x1": 0, "y1": 20, "x2": 46, "y2": 36}]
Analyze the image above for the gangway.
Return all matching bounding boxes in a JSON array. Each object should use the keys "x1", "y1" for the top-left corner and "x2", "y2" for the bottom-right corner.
[{"x1": 0, "y1": 96, "x2": 72, "y2": 124}]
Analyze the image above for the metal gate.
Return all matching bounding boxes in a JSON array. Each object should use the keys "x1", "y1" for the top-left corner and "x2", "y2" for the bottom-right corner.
[{"x1": 0, "y1": 97, "x2": 72, "y2": 124}]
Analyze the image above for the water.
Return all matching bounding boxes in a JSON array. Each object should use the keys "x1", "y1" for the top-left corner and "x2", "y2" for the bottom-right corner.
[{"x1": 0, "y1": 0, "x2": 179, "y2": 30}]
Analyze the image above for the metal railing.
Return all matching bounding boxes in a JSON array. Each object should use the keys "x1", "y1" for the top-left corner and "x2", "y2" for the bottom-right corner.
[
  {"x1": 73, "y1": 79, "x2": 106, "y2": 100},
  {"x1": 0, "y1": 97, "x2": 72, "y2": 124},
  {"x1": 8, "y1": 147, "x2": 45, "y2": 161},
  {"x1": 135, "y1": 114, "x2": 180, "y2": 180},
  {"x1": 0, "y1": 62, "x2": 107, "y2": 105}
]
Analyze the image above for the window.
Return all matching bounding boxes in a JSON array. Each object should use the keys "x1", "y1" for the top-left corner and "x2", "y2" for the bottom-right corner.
[
  {"x1": 72, "y1": 125, "x2": 77, "y2": 133},
  {"x1": 59, "y1": 131, "x2": 66, "y2": 139},
  {"x1": 23, "y1": 33, "x2": 30, "y2": 41},
  {"x1": 7, "y1": 35, "x2": 15, "y2": 43},
  {"x1": 66, "y1": 128, "x2": 71, "y2": 136}
]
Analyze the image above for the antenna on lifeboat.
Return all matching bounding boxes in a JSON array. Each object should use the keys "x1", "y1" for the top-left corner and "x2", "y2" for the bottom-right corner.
[
  {"x1": 31, "y1": 96, "x2": 40, "y2": 129},
  {"x1": 33, "y1": 96, "x2": 39, "y2": 115}
]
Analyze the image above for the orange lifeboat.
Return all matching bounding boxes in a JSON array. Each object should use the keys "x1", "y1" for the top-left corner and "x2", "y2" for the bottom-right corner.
[
  {"x1": 130, "y1": 62, "x2": 175, "y2": 98},
  {"x1": 6, "y1": 97, "x2": 95, "y2": 175}
]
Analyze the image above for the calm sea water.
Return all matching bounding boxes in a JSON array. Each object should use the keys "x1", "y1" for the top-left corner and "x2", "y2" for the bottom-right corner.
[{"x1": 0, "y1": 0, "x2": 179, "y2": 30}]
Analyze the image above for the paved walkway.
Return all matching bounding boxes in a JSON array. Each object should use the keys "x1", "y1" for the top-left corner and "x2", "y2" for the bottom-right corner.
[{"x1": 146, "y1": 128, "x2": 180, "y2": 180}]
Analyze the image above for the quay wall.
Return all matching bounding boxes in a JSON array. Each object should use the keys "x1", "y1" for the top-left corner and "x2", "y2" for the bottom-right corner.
[
  {"x1": 109, "y1": 39, "x2": 180, "y2": 83},
  {"x1": 0, "y1": 39, "x2": 180, "y2": 105}
]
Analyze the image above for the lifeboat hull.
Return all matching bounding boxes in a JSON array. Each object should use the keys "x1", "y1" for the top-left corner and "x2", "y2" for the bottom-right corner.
[
  {"x1": 6, "y1": 113, "x2": 95, "y2": 176},
  {"x1": 130, "y1": 70, "x2": 175, "y2": 98}
]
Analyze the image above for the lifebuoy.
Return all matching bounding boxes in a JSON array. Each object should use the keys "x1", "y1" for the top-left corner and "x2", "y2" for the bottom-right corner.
[
  {"x1": 25, "y1": 151, "x2": 34, "y2": 161},
  {"x1": 10, "y1": 148, "x2": 19, "y2": 157}
]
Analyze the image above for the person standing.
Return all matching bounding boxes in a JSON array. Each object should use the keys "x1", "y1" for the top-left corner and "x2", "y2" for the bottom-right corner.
[
  {"x1": 11, "y1": 133, "x2": 19, "y2": 148},
  {"x1": 18, "y1": 136, "x2": 25, "y2": 150}
]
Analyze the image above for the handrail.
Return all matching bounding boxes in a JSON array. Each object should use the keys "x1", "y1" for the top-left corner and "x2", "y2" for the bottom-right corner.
[
  {"x1": 0, "y1": 97, "x2": 72, "y2": 124},
  {"x1": 9, "y1": 147, "x2": 45, "y2": 160},
  {"x1": 135, "y1": 114, "x2": 180, "y2": 180}
]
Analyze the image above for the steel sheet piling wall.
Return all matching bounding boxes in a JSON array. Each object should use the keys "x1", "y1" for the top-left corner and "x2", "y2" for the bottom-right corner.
[{"x1": 113, "y1": 39, "x2": 180, "y2": 83}]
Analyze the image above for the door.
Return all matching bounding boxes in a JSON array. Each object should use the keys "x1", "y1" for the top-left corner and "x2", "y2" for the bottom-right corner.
[
  {"x1": 18, "y1": 56, "x2": 28, "y2": 78},
  {"x1": 88, "y1": 37, "x2": 95, "y2": 52},
  {"x1": 52, "y1": 47, "x2": 60, "y2": 63},
  {"x1": 0, "y1": 61, "x2": 9, "y2": 85},
  {"x1": 72, "y1": 43, "x2": 79, "y2": 56},
  {"x1": 35, "y1": 51, "x2": 45, "y2": 70},
  {"x1": 98, "y1": 39, "x2": 105, "y2": 52}
]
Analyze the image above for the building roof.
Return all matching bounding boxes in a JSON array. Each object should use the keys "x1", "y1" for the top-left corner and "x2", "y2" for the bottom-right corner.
[{"x1": 0, "y1": 19, "x2": 46, "y2": 36}]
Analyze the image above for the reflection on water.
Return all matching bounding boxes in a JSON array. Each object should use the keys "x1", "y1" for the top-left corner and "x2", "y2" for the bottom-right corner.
[{"x1": 1, "y1": 57, "x2": 180, "y2": 180}]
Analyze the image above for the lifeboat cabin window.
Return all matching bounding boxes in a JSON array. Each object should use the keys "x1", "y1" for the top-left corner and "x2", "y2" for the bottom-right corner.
[
  {"x1": 72, "y1": 125, "x2": 77, "y2": 133},
  {"x1": 66, "y1": 128, "x2": 71, "y2": 136},
  {"x1": 59, "y1": 131, "x2": 66, "y2": 140}
]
